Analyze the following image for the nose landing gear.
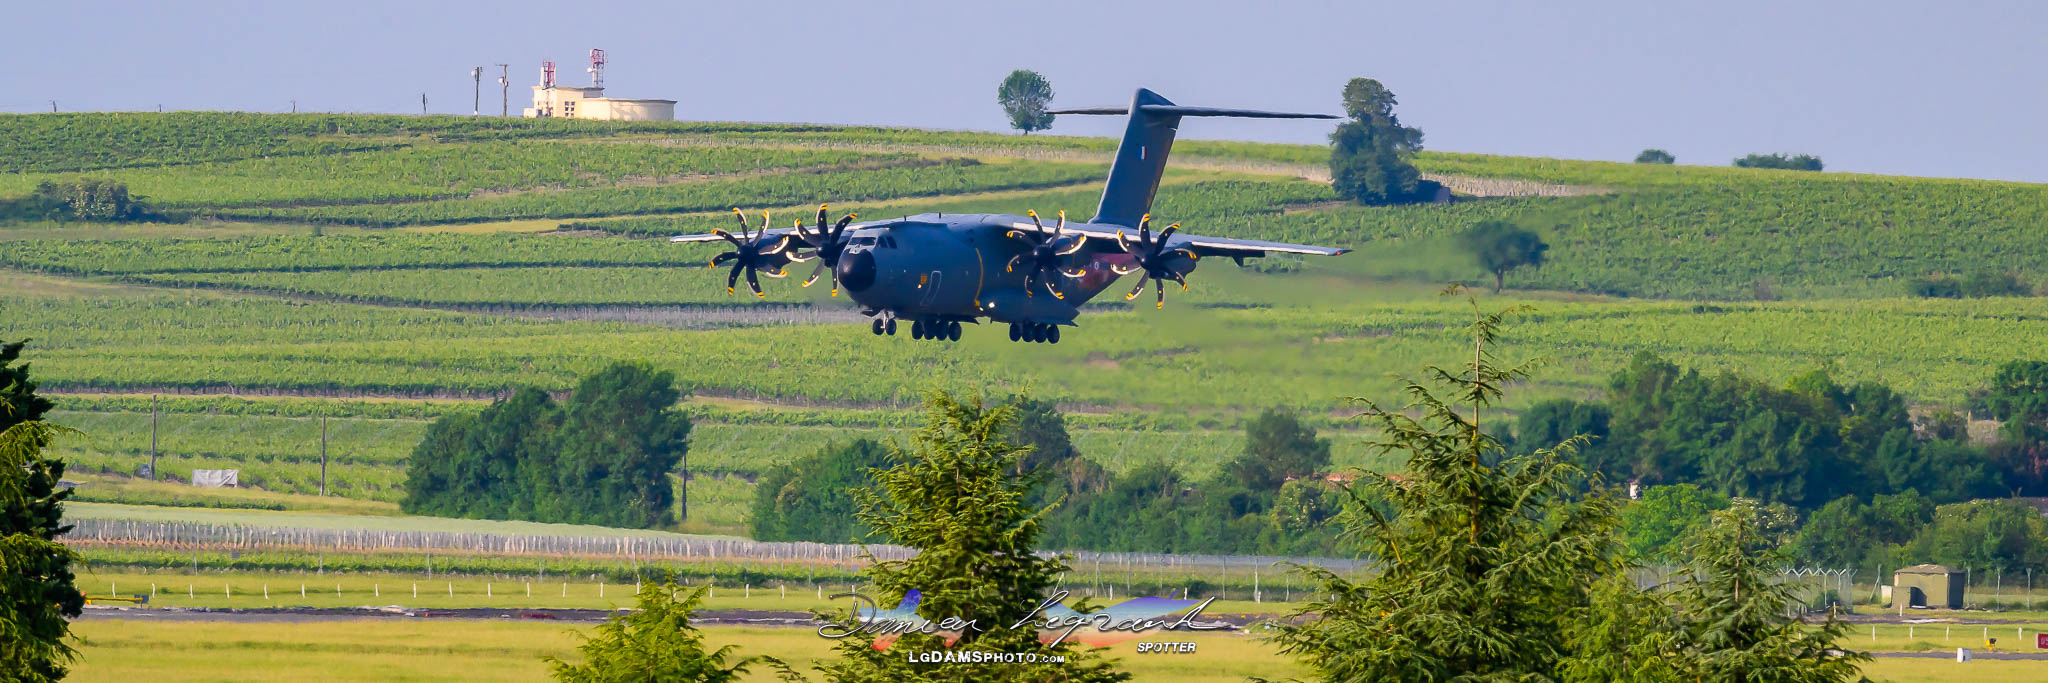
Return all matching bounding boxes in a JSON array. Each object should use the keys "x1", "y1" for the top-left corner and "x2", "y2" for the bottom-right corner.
[{"x1": 870, "y1": 316, "x2": 897, "y2": 336}]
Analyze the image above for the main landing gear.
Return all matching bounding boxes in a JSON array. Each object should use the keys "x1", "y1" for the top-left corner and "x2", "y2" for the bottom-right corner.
[
  {"x1": 1008, "y1": 322, "x2": 1060, "y2": 344},
  {"x1": 909, "y1": 319, "x2": 962, "y2": 342}
]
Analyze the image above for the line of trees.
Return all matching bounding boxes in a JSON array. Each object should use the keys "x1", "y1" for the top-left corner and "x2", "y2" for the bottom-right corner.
[
  {"x1": 402, "y1": 362, "x2": 690, "y2": 529},
  {"x1": 756, "y1": 351, "x2": 2048, "y2": 571},
  {"x1": 750, "y1": 400, "x2": 1347, "y2": 556},
  {"x1": 0, "y1": 179, "x2": 164, "y2": 223},
  {"x1": 1734, "y1": 152, "x2": 1825, "y2": 171}
]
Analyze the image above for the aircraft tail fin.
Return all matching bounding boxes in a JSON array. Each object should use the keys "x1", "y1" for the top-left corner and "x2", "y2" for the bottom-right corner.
[{"x1": 1052, "y1": 88, "x2": 1336, "y2": 227}]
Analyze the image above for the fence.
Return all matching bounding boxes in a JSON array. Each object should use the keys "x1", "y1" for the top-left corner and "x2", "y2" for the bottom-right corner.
[{"x1": 67, "y1": 518, "x2": 1366, "y2": 577}]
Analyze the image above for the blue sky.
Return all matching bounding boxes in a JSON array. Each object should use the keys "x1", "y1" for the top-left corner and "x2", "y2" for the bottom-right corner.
[{"x1": 9, "y1": 1, "x2": 2044, "y2": 182}]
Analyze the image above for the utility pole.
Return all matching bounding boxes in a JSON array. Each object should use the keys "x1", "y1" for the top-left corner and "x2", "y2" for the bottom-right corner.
[
  {"x1": 495, "y1": 64, "x2": 509, "y2": 116},
  {"x1": 420, "y1": 93, "x2": 428, "y2": 115},
  {"x1": 470, "y1": 66, "x2": 481, "y2": 116},
  {"x1": 290, "y1": 99, "x2": 297, "y2": 113},
  {"x1": 679, "y1": 450, "x2": 688, "y2": 522},
  {"x1": 319, "y1": 416, "x2": 328, "y2": 496},
  {"x1": 49, "y1": 100, "x2": 56, "y2": 113},
  {"x1": 149, "y1": 395, "x2": 159, "y2": 481}
]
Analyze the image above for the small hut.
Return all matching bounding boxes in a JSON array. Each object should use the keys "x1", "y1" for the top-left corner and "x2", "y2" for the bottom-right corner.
[{"x1": 1893, "y1": 564, "x2": 1964, "y2": 609}]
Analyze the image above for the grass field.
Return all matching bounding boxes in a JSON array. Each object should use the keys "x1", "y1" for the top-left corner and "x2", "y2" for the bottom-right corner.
[{"x1": 65, "y1": 618, "x2": 2042, "y2": 683}]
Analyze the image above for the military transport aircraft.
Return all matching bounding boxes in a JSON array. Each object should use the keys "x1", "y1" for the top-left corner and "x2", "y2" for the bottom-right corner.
[{"x1": 671, "y1": 88, "x2": 1350, "y2": 344}]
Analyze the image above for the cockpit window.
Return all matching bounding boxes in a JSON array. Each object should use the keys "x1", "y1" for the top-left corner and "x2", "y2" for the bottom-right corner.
[
  {"x1": 851, "y1": 236, "x2": 878, "y2": 246},
  {"x1": 881, "y1": 236, "x2": 899, "y2": 249}
]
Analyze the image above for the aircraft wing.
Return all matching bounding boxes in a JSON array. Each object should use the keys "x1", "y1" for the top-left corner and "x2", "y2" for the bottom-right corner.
[
  {"x1": 668, "y1": 228, "x2": 800, "y2": 244},
  {"x1": 1019, "y1": 221, "x2": 1350, "y2": 257}
]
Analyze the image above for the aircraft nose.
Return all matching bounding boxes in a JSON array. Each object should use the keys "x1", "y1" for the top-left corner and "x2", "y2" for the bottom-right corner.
[{"x1": 837, "y1": 250, "x2": 877, "y2": 292}]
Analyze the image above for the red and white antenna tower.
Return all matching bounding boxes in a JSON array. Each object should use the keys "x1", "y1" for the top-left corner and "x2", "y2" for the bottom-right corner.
[
  {"x1": 588, "y1": 48, "x2": 606, "y2": 89},
  {"x1": 541, "y1": 60, "x2": 556, "y2": 89}
]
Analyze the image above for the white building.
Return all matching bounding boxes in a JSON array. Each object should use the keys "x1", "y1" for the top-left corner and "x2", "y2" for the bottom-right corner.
[{"x1": 523, "y1": 85, "x2": 675, "y2": 121}]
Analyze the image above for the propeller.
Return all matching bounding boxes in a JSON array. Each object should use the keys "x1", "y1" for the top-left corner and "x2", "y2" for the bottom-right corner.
[
  {"x1": 789, "y1": 204, "x2": 857, "y2": 297},
  {"x1": 1112, "y1": 214, "x2": 1199, "y2": 309},
  {"x1": 1003, "y1": 209, "x2": 1089, "y2": 299},
  {"x1": 709, "y1": 208, "x2": 798, "y2": 297}
]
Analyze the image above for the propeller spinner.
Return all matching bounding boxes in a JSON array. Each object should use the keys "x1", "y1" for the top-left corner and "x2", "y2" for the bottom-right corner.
[
  {"x1": 790, "y1": 204, "x2": 857, "y2": 297},
  {"x1": 709, "y1": 208, "x2": 798, "y2": 297},
  {"x1": 1003, "y1": 209, "x2": 1089, "y2": 299}
]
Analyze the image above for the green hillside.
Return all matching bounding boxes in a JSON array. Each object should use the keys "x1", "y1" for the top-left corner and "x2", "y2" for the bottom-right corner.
[{"x1": 4, "y1": 111, "x2": 2044, "y2": 535}]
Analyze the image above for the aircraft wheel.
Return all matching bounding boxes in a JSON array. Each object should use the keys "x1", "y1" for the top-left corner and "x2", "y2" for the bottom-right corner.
[
  {"x1": 1008, "y1": 323, "x2": 1021, "y2": 342},
  {"x1": 948, "y1": 321, "x2": 962, "y2": 340},
  {"x1": 885, "y1": 318, "x2": 897, "y2": 336},
  {"x1": 911, "y1": 320, "x2": 925, "y2": 340},
  {"x1": 1047, "y1": 326, "x2": 1060, "y2": 344},
  {"x1": 872, "y1": 318, "x2": 884, "y2": 336},
  {"x1": 1030, "y1": 325, "x2": 1046, "y2": 343}
]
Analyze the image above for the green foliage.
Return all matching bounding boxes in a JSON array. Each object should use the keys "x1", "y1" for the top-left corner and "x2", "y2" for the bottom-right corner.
[
  {"x1": 1267, "y1": 298, "x2": 1622, "y2": 681},
  {"x1": 1667, "y1": 508, "x2": 1867, "y2": 681},
  {"x1": 819, "y1": 391, "x2": 1127, "y2": 682},
  {"x1": 1460, "y1": 220, "x2": 1549, "y2": 292},
  {"x1": 1734, "y1": 153, "x2": 1825, "y2": 171},
  {"x1": 1634, "y1": 149, "x2": 1675, "y2": 164},
  {"x1": 402, "y1": 363, "x2": 689, "y2": 528},
  {"x1": 1908, "y1": 271, "x2": 2030, "y2": 298},
  {"x1": 0, "y1": 179, "x2": 164, "y2": 223},
  {"x1": 996, "y1": 70, "x2": 1056, "y2": 134},
  {"x1": 1902, "y1": 499, "x2": 2048, "y2": 572},
  {"x1": 1223, "y1": 408, "x2": 1332, "y2": 491},
  {"x1": 1790, "y1": 491, "x2": 1933, "y2": 568},
  {"x1": 1328, "y1": 77, "x2": 1436, "y2": 205},
  {"x1": 1, "y1": 340, "x2": 81, "y2": 683},
  {"x1": 1515, "y1": 399, "x2": 1616, "y2": 475},
  {"x1": 547, "y1": 578, "x2": 795, "y2": 683},
  {"x1": 1618, "y1": 484, "x2": 1730, "y2": 562},
  {"x1": 1596, "y1": 352, "x2": 1999, "y2": 507},
  {"x1": 748, "y1": 439, "x2": 890, "y2": 542},
  {"x1": 1985, "y1": 360, "x2": 2048, "y2": 494}
]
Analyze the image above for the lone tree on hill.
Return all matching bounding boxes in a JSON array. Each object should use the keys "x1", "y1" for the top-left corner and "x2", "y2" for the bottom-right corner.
[
  {"x1": 1734, "y1": 153, "x2": 1824, "y2": 171},
  {"x1": 1461, "y1": 220, "x2": 1550, "y2": 292},
  {"x1": 1328, "y1": 77, "x2": 1436, "y2": 205},
  {"x1": 997, "y1": 70, "x2": 1056, "y2": 135},
  {"x1": 1634, "y1": 148, "x2": 1675, "y2": 164}
]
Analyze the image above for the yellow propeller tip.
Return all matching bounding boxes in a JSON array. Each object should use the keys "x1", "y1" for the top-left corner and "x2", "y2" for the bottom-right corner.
[
  {"x1": 1157, "y1": 302, "x2": 1164, "y2": 309},
  {"x1": 726, "y1": 287, "x2": 735, "y2": 294}
]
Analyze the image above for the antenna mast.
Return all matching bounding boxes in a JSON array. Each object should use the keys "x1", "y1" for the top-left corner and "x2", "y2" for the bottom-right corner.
[
  {"x1": 470, "y1": 67, "x2": 482, "y2": 116},
  {"x1": 588, "y1": 48, "x2": 605, "y2": 89}
]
